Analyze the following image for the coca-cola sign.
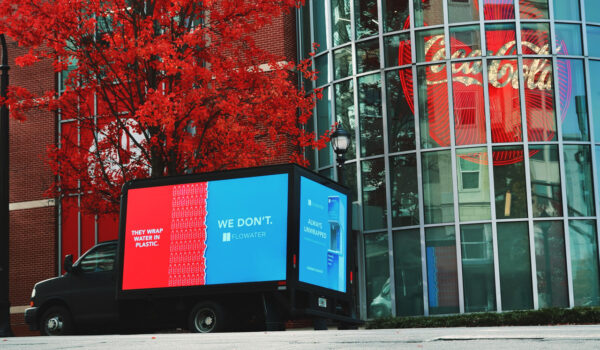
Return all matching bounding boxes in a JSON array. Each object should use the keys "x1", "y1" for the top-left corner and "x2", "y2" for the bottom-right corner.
[{"x1": 397, "y1": 1, "x2": 570, "y2": 165}]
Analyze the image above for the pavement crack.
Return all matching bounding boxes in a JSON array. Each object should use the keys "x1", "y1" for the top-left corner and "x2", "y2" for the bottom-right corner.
[{"x1": 433, "y1": 337, "x2": 545, "y2": 342}]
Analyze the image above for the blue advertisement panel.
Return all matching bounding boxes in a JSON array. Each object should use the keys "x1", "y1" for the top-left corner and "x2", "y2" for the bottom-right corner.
[
  {"x1": 204, "y1": 174, "x2": 289, "y2": 284},
  {"x1": 298, "y1": 176, "x2": 347, "y2": 292},
  {"x1": 123, "y1": 174, "x2": 288, "y2": 290}
]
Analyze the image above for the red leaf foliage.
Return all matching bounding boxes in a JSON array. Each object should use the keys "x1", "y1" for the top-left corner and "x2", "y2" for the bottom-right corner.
[{"x1": 0, "y1": 0, "x2": 329, "y2": 214}]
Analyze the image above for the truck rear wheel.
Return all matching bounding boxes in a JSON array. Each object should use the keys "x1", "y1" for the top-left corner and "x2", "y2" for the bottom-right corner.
[
  {"x1": 40, "y1": 306, "x2": 74, "y2": 336},
  {"x1": 188, "y1": 301, "x2": 226, "y2": 333}
]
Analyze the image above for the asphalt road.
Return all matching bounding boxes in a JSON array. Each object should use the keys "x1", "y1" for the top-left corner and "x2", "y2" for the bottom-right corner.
[{"x1": 2, "y1": 325, "x2": 600, "y2": 349}]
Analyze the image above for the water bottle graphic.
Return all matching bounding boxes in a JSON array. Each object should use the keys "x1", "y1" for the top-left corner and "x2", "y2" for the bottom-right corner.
[
  {"x1": 328, "y1": 196, "x2": 342, "y2": 253},
  {"x1": 168, "y1": 182, "x2": 208, "y2": 287},
  {"x1": 327, "y1": 195, "x2": 345, "y2": 291}
]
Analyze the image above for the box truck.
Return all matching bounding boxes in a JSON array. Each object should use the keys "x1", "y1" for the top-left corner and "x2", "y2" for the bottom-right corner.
[{"x1": 25, "y1": 164, "x2": 359, "y2": 335}]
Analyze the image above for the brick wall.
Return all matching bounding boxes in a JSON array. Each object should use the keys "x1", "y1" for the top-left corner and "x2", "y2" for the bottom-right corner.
[
  {"x1": 9, "y1": 207, "x2": 56, "y2": 336},
  {"x1": 253, "y1": 10, "x2": 302, "y2": 165},
  {"x1": 254, "y1": 9, "x2": 298, "y2": 62},
  {"x1": 7, "y1": 38, "x2": 58, "y2": 336}
]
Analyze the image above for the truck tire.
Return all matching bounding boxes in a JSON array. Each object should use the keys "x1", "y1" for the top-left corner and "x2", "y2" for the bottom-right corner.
[
  {"x1": 188, "y1": 301, "x2": 226, "y2": 333},
  {"x1": 39, "y1": 306, "x2": 74, "y2": 336}
]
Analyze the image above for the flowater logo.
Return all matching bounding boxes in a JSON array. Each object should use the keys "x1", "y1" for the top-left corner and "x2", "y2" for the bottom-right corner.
[{"x1": 222, "y1": 231, "x2": 266, "y2": 242}]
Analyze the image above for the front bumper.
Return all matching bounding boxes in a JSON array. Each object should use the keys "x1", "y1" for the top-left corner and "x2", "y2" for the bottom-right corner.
[{"x1": 24, "y1": 307, "x2": 39, "y2": 331}]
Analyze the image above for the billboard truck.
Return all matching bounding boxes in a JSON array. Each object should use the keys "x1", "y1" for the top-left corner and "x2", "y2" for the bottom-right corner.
[{"x1": 25, "y1": 164, "x2": 360, "y2": 335}]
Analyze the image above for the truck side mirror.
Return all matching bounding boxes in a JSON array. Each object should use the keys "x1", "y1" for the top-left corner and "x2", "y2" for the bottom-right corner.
[{"x1": 64, "y1": 254, "x2": 74, "y2": 273}]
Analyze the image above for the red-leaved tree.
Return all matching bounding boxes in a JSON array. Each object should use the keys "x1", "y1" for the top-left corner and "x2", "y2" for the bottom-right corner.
[{"x1": 0, "y1": 0, "x2": 325, "y2": 214}]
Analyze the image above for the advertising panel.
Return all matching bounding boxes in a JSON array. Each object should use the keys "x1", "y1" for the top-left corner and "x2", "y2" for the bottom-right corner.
[
  {"x1": 298, "y1": 176, "x2": 347, "y2": 293},
  {"x1": 121, "y1": 174, "x2": 288, "y2": 290}
]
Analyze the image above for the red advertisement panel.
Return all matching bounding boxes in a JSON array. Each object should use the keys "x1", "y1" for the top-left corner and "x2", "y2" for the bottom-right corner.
[{"x1": 122, "y1": 182, "x2": 208, "y2": 290}]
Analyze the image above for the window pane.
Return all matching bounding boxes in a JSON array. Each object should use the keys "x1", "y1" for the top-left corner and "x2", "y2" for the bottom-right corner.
[
  {"x1": 319, "y1": 167, "x2": 334, "y2": 180},
  {"x1": 461, "y1": 223, "x2": 496, "y2": 312},
  {"x1": 484, "y1": 0, "x2": 514, "y2": 20},
  {"x1": 450, "y1": 25, "x2": 482, "y2": 59},
  {"x1": 362, "y1": 158, "x2": 387, "y2": 231},
  {"x1": 331, "y1": 0, "x2": 352, "y2": 46},
  {"x1": 498, "y1": 222, "x2": 533, "y2": 310},
  {"x1": 553, "y1": 0, "x2": 580, "y2": 21},
  {"x1": 597, "y1": 147, "x2": 600, "y2": 211},
  {"x1": 520, "y1": 23, "x2": 550, "y2": 55},
  {"x1": 301, "y1": 3, "x2": 312, "y2": 58},
  {"x1": 59, "y1": 59, "x2": 78, "y2": 94},
  {"x1": 355, "y1": 0, "x2": 378, "y2": 39},
  {"x1": 333, "y1": 46, "x2": 353, "y2": 80},
  {"x1": 590, "y1": 61, "x2": 600, "y2": 139},
  {"x1": 317, "y1": 87, "x2": 332, "y2": 168},
  {"x1": 356, "y1": 39, "x2": 380, "y2": 74},
  {"x1": 520, "y1": 0, "x2": 548, "y2": 19},
  {"x1": 383, "y1": 0, "x2": 409, "y2": 32},
  {"x1": 414, "y1": 0, "x2": 443, "y2": 27},
  {"x1": 529, "y1": 145, "x2": 562, "y2": 217},
  {"x1": 558, "y1": 59, "x2": 588, "y2": 140},
  {"x1": 313, "y1": 0, "x2": 328, "y2": 51},
  {"x1": 305, "y1": 115, "x2": 316, "y2": 167},
  {"x1": 384, "y1": 33, "x2": 411, "y2": 68},
  {"x1": 585, "y1": 0, "x2": 600, "y2": 24},
  {"x1": 488, "y1": 59, "x2": 522, "y2": 143},
  {"x1": 564, "y1": 145, "x2": 595, "y2": 217},
  {"x1": 587, "y1": 26, "x2": 600, "y2": 58},
  {"x1": 493, "y1": 146, "x2": 528, "y2": 219},
  {"x1": 457, "y1": 148, "x2": 491, "y2": 221},
  {"x1": 365, "y1": 233, "x2": 391, "y2": 318},
  {"x1": 426, "y1": 226, "x2": 460, "y2": 315},
  {"x1": 448, "y1": 0, "x2": 479, "y2": 24},
  {"x1": 315, "y1": 54, "x2": 329, "y2": 87},
  {"x1": 386, "y1": 68, "x2": 416, "y2": 152},
  {"x1": 422, "y1": 150, "x2": 455, "y2": 224},
  {"x1": 486, "y1": 23, "x2": 516, "y2": 57},
  {"x1": 534, "y1": 221, "x2": 569, "y2": 308},
  {"x1": 335, "y1": 79, "x2": 356, "y2": 159},
  {"x1": 555, "y1": 24, "x2": 583, "y2": 56},
  {"x1": 393, "y1": 229, "x2": 424, "y2": 316},
  {"x1": 569, "y1": 220, "x2": 600, "y2": 306},
  {"x1": 418, "y1": 64, "x2": 450, "y2": 149},
  {"x1": 340, "y1": 161, "x2": 358, "y2": 202},
  {"x1": 523, "y1": 58, "x2": 556, "y2": 142},
  {"x1": 452, "y1": 60, "x2": 486, "y2": 145},
  {"x1": 416, "y1": 28, "x2": 445, "y2": 63},
  {"x1": 358, "y1": 74, "x2": 383, "y2": 156},
  {"x1": 390, "y1": 154, "x2": 419, "y2": 227}
]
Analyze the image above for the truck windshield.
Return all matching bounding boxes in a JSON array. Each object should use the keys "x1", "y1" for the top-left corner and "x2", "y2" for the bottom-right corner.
[{"x1": 79, "y1": 244, "x2": 117, "y2": 273}]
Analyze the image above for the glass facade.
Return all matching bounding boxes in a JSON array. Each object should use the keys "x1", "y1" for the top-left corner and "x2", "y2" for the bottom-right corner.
[{"x1": 300, "y1": 0, "x2": 600, "y2": 318}]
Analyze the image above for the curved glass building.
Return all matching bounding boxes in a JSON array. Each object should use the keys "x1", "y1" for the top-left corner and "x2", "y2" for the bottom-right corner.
[{"x1": 299, "y1": 0, "x2": 600, "y2": 318}]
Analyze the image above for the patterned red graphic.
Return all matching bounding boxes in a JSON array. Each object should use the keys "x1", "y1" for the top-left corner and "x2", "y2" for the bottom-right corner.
[
  {"x1": 168, "y1": 182, "x2": 208, "y2": 287},
  {"x1": 399, "y1": 0, "x2": 571, "y2": 165}
]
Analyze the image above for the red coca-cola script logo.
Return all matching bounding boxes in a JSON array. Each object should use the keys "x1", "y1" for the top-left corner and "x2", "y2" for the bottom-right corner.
[{"x1": 399, "y1": 0, "x2": 571, "y2": 165}]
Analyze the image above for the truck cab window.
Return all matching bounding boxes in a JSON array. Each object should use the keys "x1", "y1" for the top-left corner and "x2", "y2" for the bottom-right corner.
[{"x1": 79, "y1": 244, "x2": 117, "y2": 273}]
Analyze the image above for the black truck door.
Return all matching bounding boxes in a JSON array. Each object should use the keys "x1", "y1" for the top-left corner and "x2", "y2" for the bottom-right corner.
[{"x1": 66, "y1": 243, "x2": 119, "y2": 328}]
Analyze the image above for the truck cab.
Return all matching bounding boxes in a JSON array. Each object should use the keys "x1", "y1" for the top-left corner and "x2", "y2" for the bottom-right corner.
[{"x1": 25, "y1": 241, "x2": 119, "y2": 335}]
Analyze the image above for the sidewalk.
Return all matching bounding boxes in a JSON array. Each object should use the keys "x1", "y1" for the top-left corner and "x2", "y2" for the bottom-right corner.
[{"x1": 2, "y1": 325, "x2": 600, "y2": 349}]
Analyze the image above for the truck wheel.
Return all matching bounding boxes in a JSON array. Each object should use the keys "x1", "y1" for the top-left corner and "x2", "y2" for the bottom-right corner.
[
  {"x1": 188, "y1": 302, "x2": 226, "y2": 333},
  {"x1": 40, "y1": 306, "x2": 74, "y2": 336}
]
